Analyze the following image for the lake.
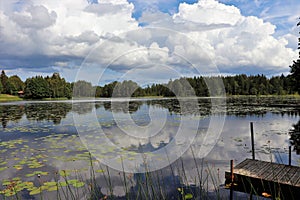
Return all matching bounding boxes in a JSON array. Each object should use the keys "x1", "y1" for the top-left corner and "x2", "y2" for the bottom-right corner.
[{"x1": 0, "y1": 97, "x2": 299, "y2": 199}]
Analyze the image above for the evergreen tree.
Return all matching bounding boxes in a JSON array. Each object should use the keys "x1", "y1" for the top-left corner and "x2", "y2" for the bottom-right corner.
[
  {"x1": 289, "y1": 19, "x2": 300, "y2": 94},
  {"x1": 0, "y1": 81, "x2": 3, "y2": 94},
  {"x1": 0, "y1": 70, "x2": 9, "y2": 94},
  {"x1": 47, "y1": 73, "x2": 71, "y2": 98},
  {"x1": 24, "y1": 76, "x2": 50, "y2": 99}
]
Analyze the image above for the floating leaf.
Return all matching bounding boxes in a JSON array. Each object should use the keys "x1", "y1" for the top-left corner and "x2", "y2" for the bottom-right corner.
[
  {"x1": 13, "y1": 165, "x2": 23, "y2": 170},
  {"x1": 35, "y1": 171, "x2": 49, "y2": 176},
  {"x1": 26, "y1": 173, "x2": 34, "y2": 177},
  {"x1": 72, "y1": 181, "x2": 84, "y2": 188},
  {"x1": 47, "y1": 186, "x2": 58, "y2": 191},
  {"x1": 0, "y1": 161, "x2": 7, "y2": 165},
  {"x1": 185, "y1": 193, "x2": 193, "y2": 199},
  {"x1": 18, "y1": 160, "x2": 27, "y2": 165},
  {"x1": 66, "y1": 179, "x2": 77, "y2": 184},
  {"x1": 95, "y1": 169, "x2": 105, "y2": 173},
  {"x1": 59, "y1": 181, "x2": 68, "y2": 187},
  {"x1": 26, "y1": 171, "x2": 48, "y2": 177},
  {"x1": 12, "y1": 177, "x2": 21, "y2": 181},
  {"x1": 29, "y1": 187, "x2": 42, "y2": 195},
  {"x1": 18, "y1": 182, "x2": 34, "y2": 188},
  {"x1": 2, "y1": 189, "x2": 16, "y2": 197},
  {"x1": 0, "y1": 166, "x2": 8, "y2": 171},
  {"x1": 43, "y1": 182, "x2": 57, "y2": 187},
  {"x1": 59, "y1": 170, "x2": 71, "y2": 177}
]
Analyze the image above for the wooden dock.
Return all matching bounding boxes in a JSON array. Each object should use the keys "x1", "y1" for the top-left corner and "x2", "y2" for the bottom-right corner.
[{"x1": 225, "y1": 159, "x2": 300, "y2": 199}]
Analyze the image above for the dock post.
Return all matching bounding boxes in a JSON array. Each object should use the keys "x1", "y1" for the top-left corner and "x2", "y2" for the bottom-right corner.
[
  {"x1": 250, "y1": 122, "x2": 255, "y2": 160},
  {"x1": 289, "y1": 146, "x2": 292, "y2": 166},
  {"x1": 230, "y1": 160, "x2": 233, "y2": 200}
]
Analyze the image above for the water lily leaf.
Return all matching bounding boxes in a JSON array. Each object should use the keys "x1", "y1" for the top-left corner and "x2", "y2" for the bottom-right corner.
[
  {"x1": 95, "y1": 169, "x2": 105, "y2": 173},
  {"x1": 59, "y1": 170, "x2": 71, "y2": 177},
  {"x1": 0, "y1": 166, "x2": 8, "y2": 171},
  {"x1": 3, "y1": 189, "x2": 16, "y2": 197},
  {"x1": 66, "y1": 179, "x2": 77, "y2": 184},
  {"x1": 2, "y1": 180, "x2": 12, "y2": 186},
  {"x1": 59, "y1": 181, "x2": 68, "y2": 187},
  {"x1": 35, "y1": 171, "x2": 49, "y2": 176},
  {"x1": 26, "y1": 173, "x2": 34, "y2": 177},
  {"x1": 18, "y1": 160, "x2": 27, "y2": 165},
  {"x1": 18, "y1": 182, "x2": 34, "y2": 188},
  {"x1": 43, "y1": 182, "x2": 57, "y2": 187},
  {"x1": 12, "y1": 177, "x2": 21, "y2": 181},
  {"x1": 72, "y1": 181, "x2": 84, "y2": 188},
  {"x1": 0, "y1": 161, "x2": 7, "y2": 165},
  {"x1": 13, "y1": 165, "x2": 23, "y2": 170},
  {"x1": 28, "y1": 162, "x2": 44, "y2": 168},
  {"x1": 185, "y1": 193, "x2": 193, "y2": 199},
  {"x1": 47, "y1": 186, "x2": 58, "y2": 191},
  {"x1": 26, "y1": 171, "x2": 48, "y2": 177},
  {"x1": 29, "y1": 187, "x2": 42, "y2": 195}
]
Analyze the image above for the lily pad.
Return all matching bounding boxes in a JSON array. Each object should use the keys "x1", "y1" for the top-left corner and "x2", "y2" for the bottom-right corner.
[
  {"x1": 59, "y1": 181, "x2": 68, "y2": 187},
  {"x1": 0, "y1": 166, "x2": 8, "y2": 171},
  {"x1": 59, "y1": 170, "x2": 71, "y2": 177},
  {"x1": 72, "y1": 181, "x2": 84, "y2": 188},
  {"x1": 185, "y1": 193, "x2": 193, "y2": 199},
  {"x1": 95, "y1": 169, "x2": 105, "y2": 173},
  {"x1": 47, "y1": 186, "x2": 58, "y2": 191},
  {"x1": 29, "y1": 187, "x2": 42, "y2": 195},
  {"x1": 13, "y1": 165, "x2": 23, "y2": 170}
]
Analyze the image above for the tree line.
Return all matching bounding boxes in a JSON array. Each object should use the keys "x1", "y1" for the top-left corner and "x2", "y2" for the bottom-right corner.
[
  {"x1": 1, "y1": 68, "x2": 299, "y2": 99},
  {"x1": 0, "y1": 71, "x2": 73, "y2": 99}
]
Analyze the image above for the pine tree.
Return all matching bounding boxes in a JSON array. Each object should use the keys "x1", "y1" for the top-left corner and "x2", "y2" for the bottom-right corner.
[{"x1": 290, "y1": 18, "x2": 300, "y2": 94}]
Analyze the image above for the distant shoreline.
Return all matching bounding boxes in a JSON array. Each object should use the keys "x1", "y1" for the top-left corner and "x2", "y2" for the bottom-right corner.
[{"x1": 1, "y1": 94, "x2": 300, "y2": 104}]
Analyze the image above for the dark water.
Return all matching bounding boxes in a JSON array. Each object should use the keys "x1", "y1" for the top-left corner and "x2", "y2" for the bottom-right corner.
[{"x1": 0, "y1": 97, "x2": 299, "y2": 199}]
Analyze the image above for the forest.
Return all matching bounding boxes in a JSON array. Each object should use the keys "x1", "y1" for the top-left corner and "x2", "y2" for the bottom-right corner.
[{"x1": 1, "y1": 59, "x2": 300, "y2": 99}]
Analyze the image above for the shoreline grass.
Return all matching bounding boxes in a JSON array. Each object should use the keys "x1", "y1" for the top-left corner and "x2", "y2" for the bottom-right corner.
[
  {"x1": 0, "y1": 94, "x2": 22, "y2": 102},
  {"x1": 226, "y1": 93, "x2": 300, "y2": 98},
  {"x1": 1, "y1": 93, "x2": 300, "y2": 103},
  {"x1": 41, "y1": 97, "x2": 69, "y2": 101}
]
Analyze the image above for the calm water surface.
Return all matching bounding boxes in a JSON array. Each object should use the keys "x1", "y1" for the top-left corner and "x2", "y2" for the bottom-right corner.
[{"x1": 0, "y1": 97, "x2": 299, "y2": 199}]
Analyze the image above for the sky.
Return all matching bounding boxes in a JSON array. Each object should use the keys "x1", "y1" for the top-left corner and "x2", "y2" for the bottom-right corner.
[{"x1": 0, "y1": 0, "x2": 299, "y2": 85}]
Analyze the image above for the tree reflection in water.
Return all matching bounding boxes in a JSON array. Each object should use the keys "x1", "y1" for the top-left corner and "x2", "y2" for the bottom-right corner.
[{"x1": 290, "y1": 119, "x2": 300, "y2": 154}]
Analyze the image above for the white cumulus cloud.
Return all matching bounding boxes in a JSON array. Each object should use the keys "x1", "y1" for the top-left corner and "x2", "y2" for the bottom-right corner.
[{"x1": 0, "y1": 0, "x2": 298, "y2": 82}]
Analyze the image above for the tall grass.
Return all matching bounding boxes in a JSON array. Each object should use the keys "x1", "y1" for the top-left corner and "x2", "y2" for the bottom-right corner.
[
  {"x1": 3, "y1": 149, "x2": 294, "y2": 200},
  {"x1": 0, "y1": 158, "x2": 227, "y2": 200}
]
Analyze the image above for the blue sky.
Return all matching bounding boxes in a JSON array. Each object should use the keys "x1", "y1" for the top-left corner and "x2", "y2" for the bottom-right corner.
[
  {"x1": 128, "y1": 0, "x2": 298, "y2": 37},
  {"x1": 128, "y1": 0, "x2": 198, "y2": 18},
  {"x1": 0, "y1": 0, "x2": 299, "y2": 84}
]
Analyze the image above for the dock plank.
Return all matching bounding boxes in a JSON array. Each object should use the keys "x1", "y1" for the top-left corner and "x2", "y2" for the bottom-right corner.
[
  {"x1": 276, "y1": 166, "x2": 295, "y2": 182},
  {"x1": 281, "y1": 165, "x2": 299, "y2": 185},
  {"x1": 289, "y1": 169, "x2": 300, "y2": 186},
  {"x1": 251, "y1": 161, "x2": 271, "y2": 178},
  {"x1": 234, "y1": 159, "x2": 253, "y2": 170},
  {"x1": 264, "y1": 164, "x2": 287, "y2": 181}
]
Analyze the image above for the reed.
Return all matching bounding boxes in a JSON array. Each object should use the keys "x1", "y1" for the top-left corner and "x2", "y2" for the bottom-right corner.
[{"x1": 2, "y1": 148, "x2": 293, "y2": 200}]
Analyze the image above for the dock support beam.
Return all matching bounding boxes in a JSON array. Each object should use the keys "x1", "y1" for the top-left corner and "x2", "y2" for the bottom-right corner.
[
  {"x1": 289, "y1": 146, "x2": 292, "y2": 166},
  {"x1": 250, "y1": 122, "x2": 255, "y2": 160},
  {"x1": 230, "y1": 160, "x2": 233, "y2": 200}
]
